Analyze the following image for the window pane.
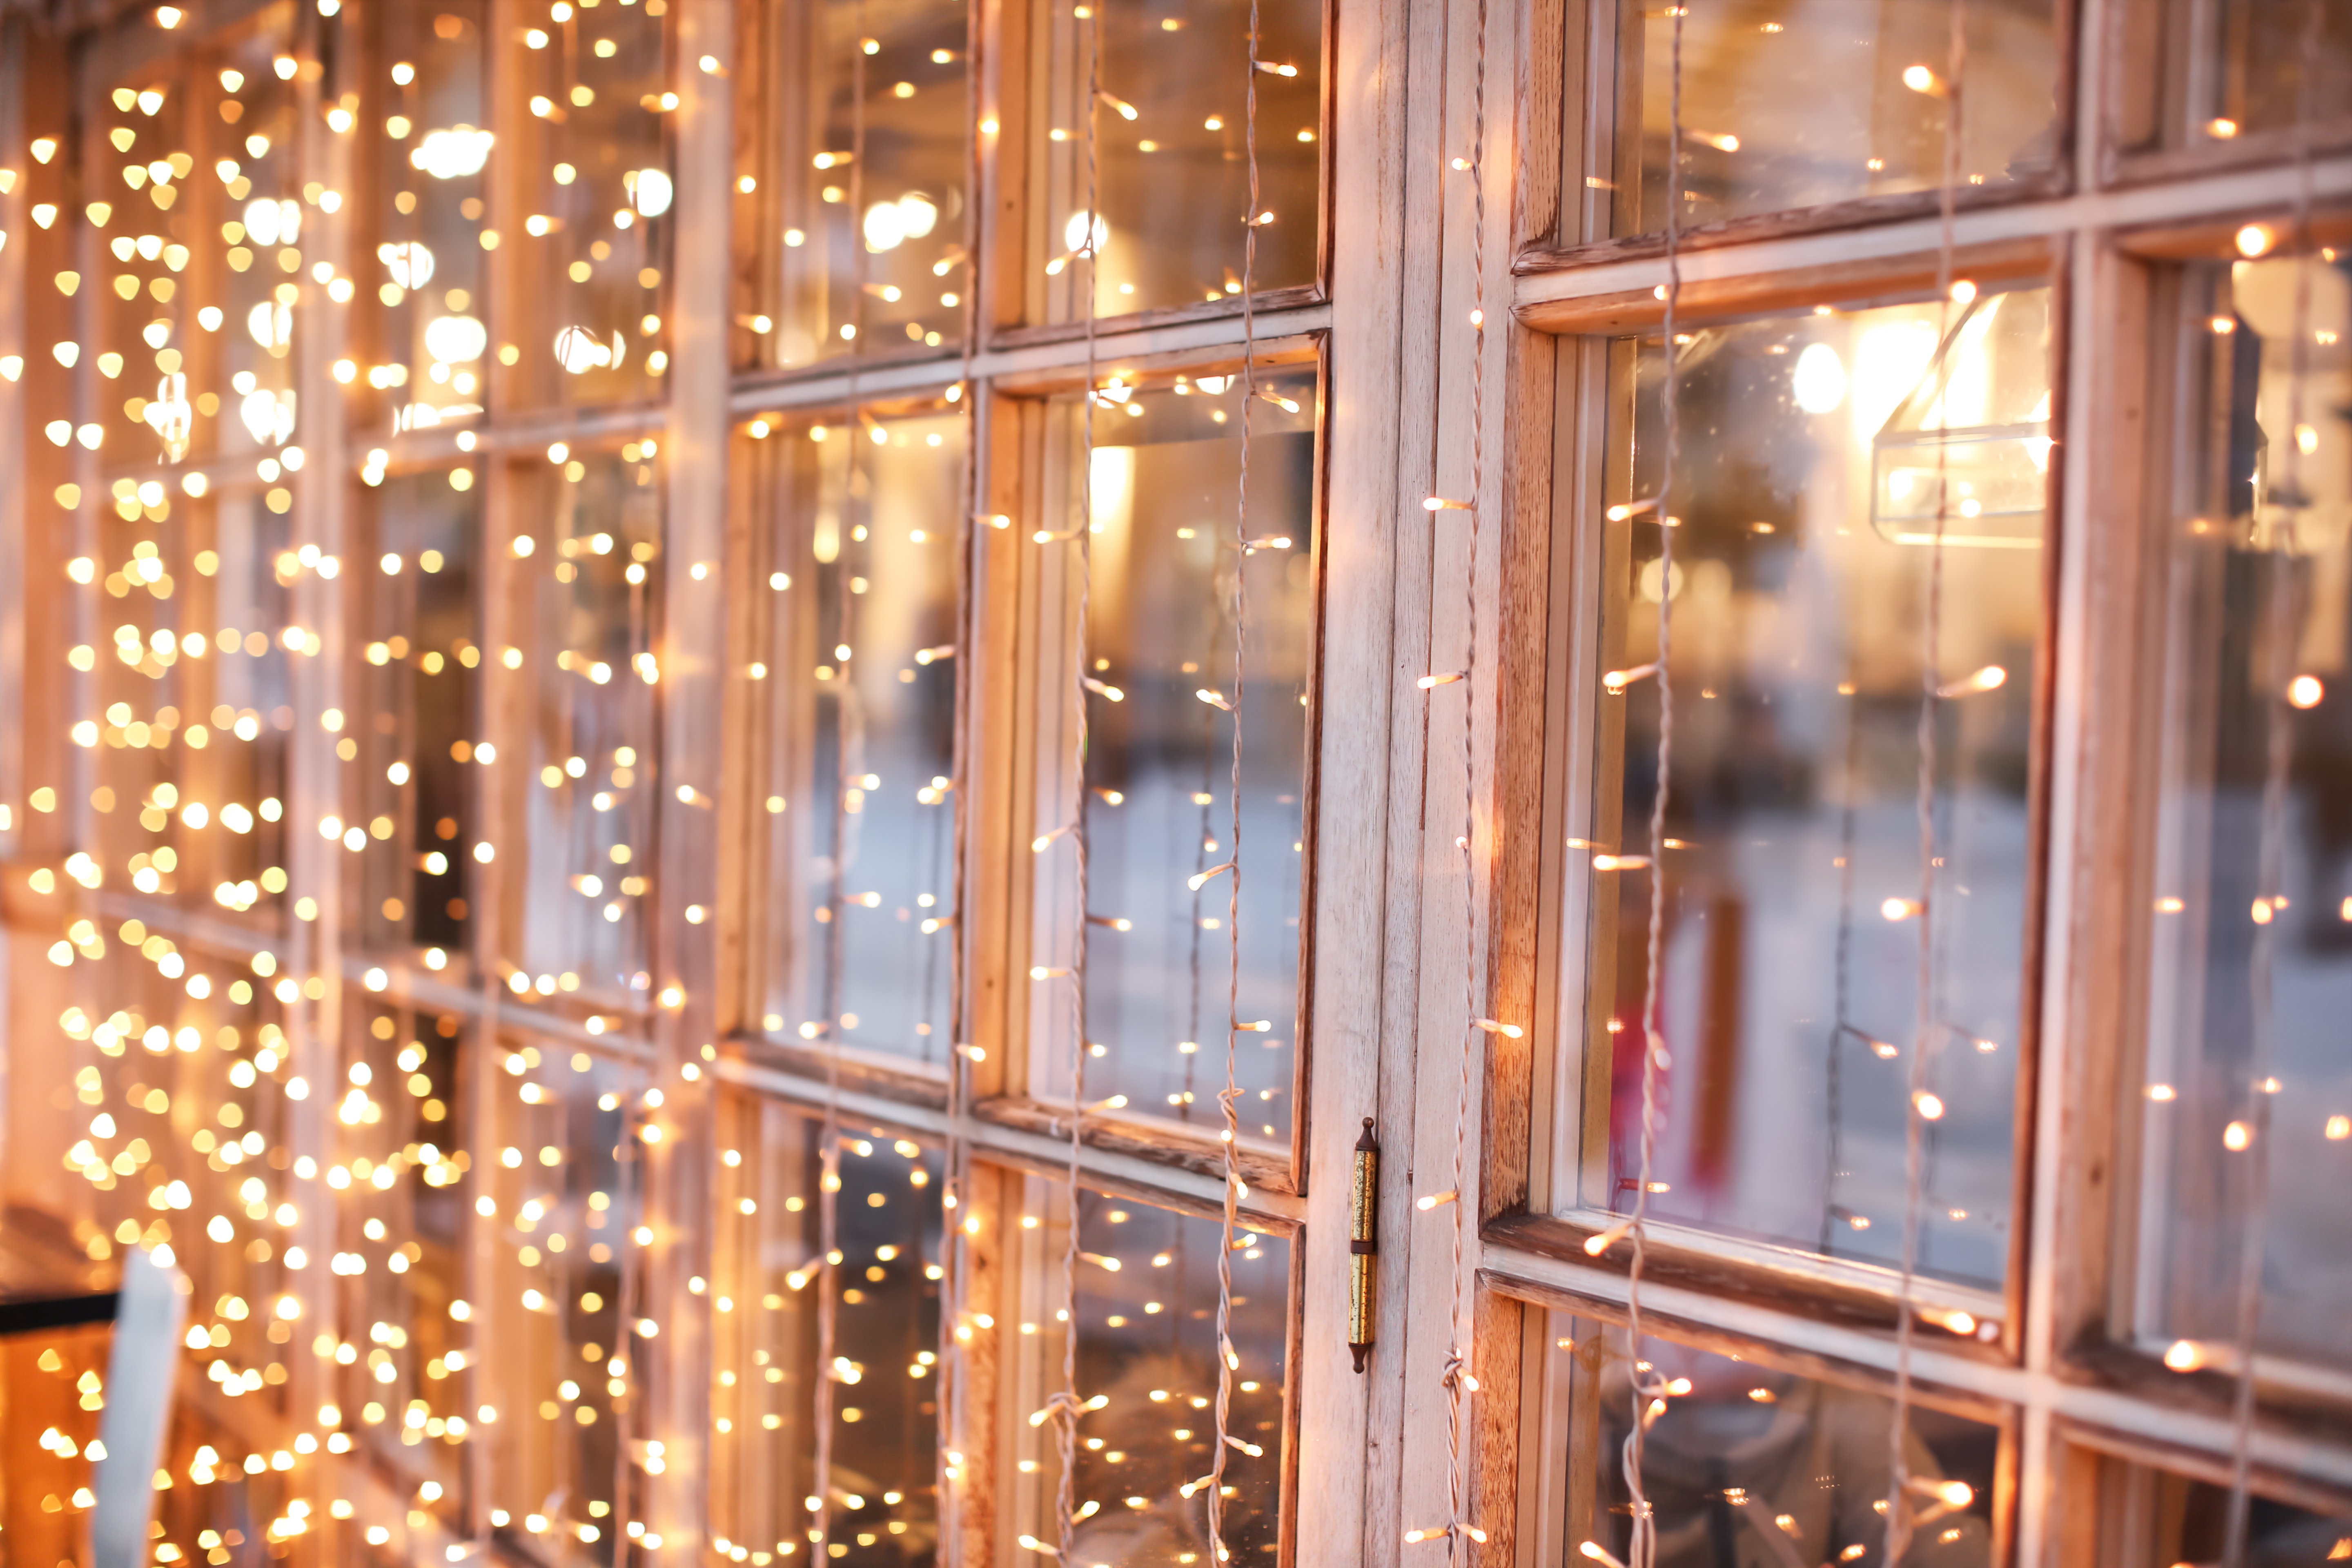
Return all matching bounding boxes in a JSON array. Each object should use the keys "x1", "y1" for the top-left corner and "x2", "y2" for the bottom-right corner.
[
  {"x1": 214, "y1": 28, "x2": 309, "y2": 466},
  {"x1": 1027, "y1": 372, "x2": 1315, "y2": 1142},
  {"x1": 354, "y1": 469, "x2": 483, "y2": 961},
  {"x1": 1583, "y1": 2, "x2": 2060, "y2": 241},
  {"x1": 469, "y1": 1032, "x2": 641, "y2": 1553},
  {"x1": 2131, "y1": 256, "x2": 2352, "y2": 1372},
  {"x1": 2095, "y1": 1456, "x2": 2352, "y2": 1565},
  {"x1": 737, "y1": 0, "x2": 971, "y2": 368},
  {"x1": 1572, "y1": 288, "x2": 2054, "y2": 1288},
  {"x1": 1551, "y1": 1315, "x2": 1997, "y2": 1564},
  {"x1": 710, "y1": 1099, "x2": 946, "y2": 1564},
  {"x1": 509, "y1": 448, "x2": 665, "y2": 997},
  {"x1": 2154, "y1": 0, "x2": 2352, "y2": 149},
  {"x1": 340, "y1": 1000, "x2": 473, "y2": 1489},
  {"x1": 375, "y1": 0, "x2": 492, "y2": 433},
  {"x1": 750, "y1": 408, "x2": 962, "y2": 1063},
  {"x1": 503, "y1": 0, "x2": 673, "y2": 407},
  {"x1": 1005, "y1": 1176, "x2": 1289, "y2": 1562},
  {"x1": 1030, "y1": 0, "x2": 1321, "y2": 323}
]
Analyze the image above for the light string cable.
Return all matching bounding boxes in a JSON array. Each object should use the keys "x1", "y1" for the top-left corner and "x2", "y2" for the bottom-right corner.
[
  {"x1": 1886, "y1": 0, "x2": 1966, "y2": 1556},
  {"x1": 812, "y1": 15, "x2": 875, "y2": 1558},
  {"x1": 938, "y1": 0, "x2": 985, "y2": 1552},
  {"x1": 1611, "y1": 7, "x2": 1683, "y2": 1566},
  {"x1": 1050, "y1": 2, "x2": 1106, "y2": 1557},
  {"x1": 1207, "y1": 0, "x2": 1268, "y2": 1560},
  {"x1": 2223, "y1": 6, "x2": 2324, "y2": 1560},
  {"x1": 1426, "y1": 0, "x2": 1498, "y2": 1558}
]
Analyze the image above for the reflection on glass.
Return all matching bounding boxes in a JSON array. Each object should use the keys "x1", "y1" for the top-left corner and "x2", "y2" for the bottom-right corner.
[
  {"x1": 471, "y1": 1033, "x2": 641, "y2": 1557},
  {"x1": 343, "y1": 1003, "x2": 473, "y2": 1486},
  {"x1": 510, "y1": 449, "x2": 664, "y2": 1001},
  {"x1": 357, "y1": 472, "x2": 482, "y2": 961},
  {"x1": 1010, "y1": 1180, "x2": 1287, "y2": 1564},
  {"x1": 741, "y1": 0, "x2": 970, "y2": 367},
  {"x1": 1577, "y1": 288, "x2": 2053, "y2": 1288},
  {"x1": 2155, "y1": 0, "x2": 2352, "y2": 149},
  {"x1": 2133, "y1": 256, "x2": 2352, "y2": 1372},
  {"x1": 1555, "y1": 1316, "x2": 1996, "y2": 1565},
  {"x1": 711, "y1": 1103, "x2": 944, "y2": 1565},
  {"x1": 1588, "y1": 1, "x2": 2059, "y2": 240},
  {"x1": 1028, "y1": 372, "x2": 1314, "y2": 1142},
  {"x1": 213, "y1": 30, "x2": 306, "y2": 468},
  {"x1": 2097, "y1": 1457, "x2": 2352, "y2": 1566},
  {"x1": 755, "y1": 410, "x2": 961, "y2": 1061},
  {"x1": 503, "y1": 0, "x2": 672, "y2": 407},
  {"x1": 1033, "y1": 0, "x2": 1320, "y2": 323},
  {"x1": 376, "y1": 0, "x2": 490, "y2": 435}
]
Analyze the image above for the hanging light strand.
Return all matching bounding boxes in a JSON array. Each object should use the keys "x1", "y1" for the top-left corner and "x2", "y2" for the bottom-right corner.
[
  {"x1": 1616, "y1": 8, "x2": 1685, "y2": 1566},
  {"x1": 2223, "y1": 7, "x2": 2325, "y2": 1561},
  {"x1": 1051, "y1": 5, "x2": 1107, "y2": 1559},
  {"x1": 1207, "y1": 0, "x2": 1267, "y2": 1558},
  {"x1": 811, "y1": 13, "x2": 875, "y2": 1556},
  {"x1": 1886, "y1": 2, "x2": 1967, "y2": 1559}
]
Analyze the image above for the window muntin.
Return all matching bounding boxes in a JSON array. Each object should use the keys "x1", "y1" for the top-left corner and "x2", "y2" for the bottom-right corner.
[
  {"x1": 736, "y1": 0, "x2": 972, "y2": 368},
  {"x1": 1022, "y1": 369, "x2": 1315, "y2": 1142},
  {"x1": 710, "y1": 1100, "x2": 947, "y2": 1564},
  {"x1": 374, "y1": 0, "x2": 491, "y2": 434},
  {"x1": 1027, "y1": 0, "x2": 1322, "y2": 325},
  {"x1": 751, "y1": 407, "x2": 963, "y2": 1064},
  {"x1": 1547, "y1": 1314, "x2": 1999, "y2": 1565},
  {"x1": 354, "y1": 470, "x2": 482, "y2": 961},
  {"x1": 2128, "y1": 255, "x2": 2352, "y2": 1373},
  {"x1": 506, "y1": 447, "x2": 664, "y2": 1000},
  {"x1": 1003, "y1": 1175, "x2": 1289, "y2": 1564},
  {"x1": 501, "y1": 0, "x2": 673, "y2": 409},
  {"x1": 1577, "y1": 1, "x2": 2061, "y2": 243},
  {"x1": 1564, "y1": 286, "x2": 2053, "y2": 1289}
]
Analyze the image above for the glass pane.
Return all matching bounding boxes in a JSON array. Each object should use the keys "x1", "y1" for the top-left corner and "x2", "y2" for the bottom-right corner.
[
  {"x1": 503, "y1": 0, "x2": 673, "y2": 408},
  {"x1": 468, "y1": 1031, "x2": 644, "y2": 1555},
  {"x1": 751, "y1": 407, "x2": 963, "y2": 1063},
  {"x1": 737, "y1": 0, "x2": 971, "y2": 368},
  {"x1": 710, "y1": 1099, "x2": 947, "y2": 1564},
  {"x1": 1585, "y1": 1, "x2": 2060, "y2": 241},
  {"x1": 507, "y1": 447, "x2": 665, "y2": 1000},
  {"x1": 338, "y1": 1000, "x2": 475, "y2": 1491},
  {"x1": 2158, "y1": 0, "x2": 2352, "y2": 148},
  {"x1": 375, "y1": 0, "x2": 492, "y2": 434},
  {"x1": 213, "y1": 27, "x2": 310, "y2": 468},
  {"x1": 80, "y1": 480, "x2": 296, "y2": 927},
  {"x1": 2131, "y1": 256, "x2": 2352, "y2": 1372},
  {"x1": 1552, "y1": 1315, "x2": 1997, "y2": 1565},
  {"x1": 1027, "y1": 371, "x2": 1315, "y2": 1143},
  {"x1": 354, "y1": 468, "x2": 484, "y2": 963},
  {"x1": 1574, "y1": 287, "x2": 2055, "y2": 1288},
  {"x1": 1030, "y1": 0, "x2": 1321, "y2": 324},
  {"x1": 2097, "y1": 1457, "x2": 2352, "y2": 1566},
  {"x1": 1006, "y1": 1176, "x2": 1289, "y2": 1564}
]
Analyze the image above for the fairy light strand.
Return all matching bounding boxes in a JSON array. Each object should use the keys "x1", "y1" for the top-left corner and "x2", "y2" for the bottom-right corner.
[
  {"x1": 1051, "y1": 4, "x2": 1106, "y2": 1557},
  {"x1": 809, "y1": 12, "x2": 875, "y2": 1555},
  {"x1": 2222, "y1": 8, "x2": 2325, "y2": 1560},
  {"x1": 1206, "y1": 0, "x2": 1267, "y2": 1559},
  {"x1": 937, "y1": 14, "x2": 987, "y2": 1559},
  {"x1": 1612, "y1": 8, "x2": 1685, "y2": 1565},
  {"x1": 1885, "y1": 3, "x2": 1967, "y2": 1555}
]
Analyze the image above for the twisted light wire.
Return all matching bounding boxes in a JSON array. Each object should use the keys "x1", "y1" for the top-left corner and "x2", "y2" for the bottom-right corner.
[
  {"x1": 1886, "y1": 3, "x2": 1965, "y2": 1555},
  {"x1": 1617, "y1": 8, "x2": 1683, "y2": 1565}
]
